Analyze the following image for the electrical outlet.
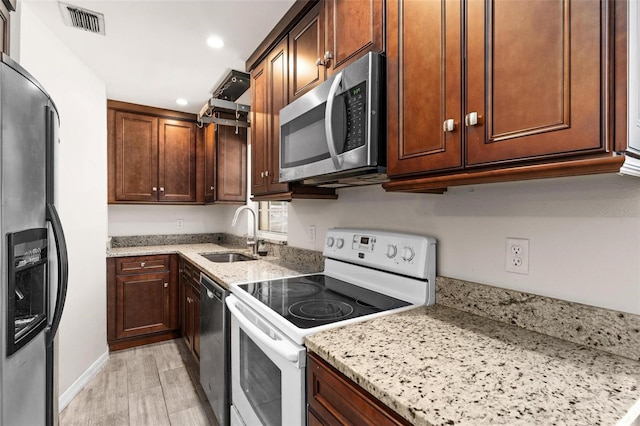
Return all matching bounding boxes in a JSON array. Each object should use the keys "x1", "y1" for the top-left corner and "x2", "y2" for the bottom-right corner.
[
  {"x1": 505, "y1": 238, "x2": 529, "y2": 274},
  {"x1": 308, "y1": 225, "x2": 316, "y2": 243},
  {"x1": 177, "y1": 219, "x2": 184, "y2": 229}
]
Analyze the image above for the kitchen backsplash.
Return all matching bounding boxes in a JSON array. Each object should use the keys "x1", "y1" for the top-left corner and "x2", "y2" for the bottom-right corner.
[
  {"x1": 110, "y1": 233, "x2": 224, "y2": 248},
  {"x1": 437, "y1": 277, "x2": 640, "y2": 361}
]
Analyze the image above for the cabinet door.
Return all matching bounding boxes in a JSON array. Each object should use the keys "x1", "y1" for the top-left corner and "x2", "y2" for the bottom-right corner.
[
  {"x1": 325, "y1": 0, "x2": 384, "y2": 76},
  {"x1": 114, "y1": 112, "x2": 159, "y2": 201},
  {"x1": 465, "y1": 0, "x2": 606, "y2": 166},
  {"x1": 158, "y1": 119, "x2": 196, "y2": 202},
  {"x1": 115, "y1": 271, "x2": 171, "y2": 339},
  {"x1": 216, "y1": 124, "x2": 247, "y2": 202},
  {"x1": 386, "y1": 0, "x2": 463, "y2": 177},
  {"x1": 251, "y1": 59, "x2": 269, "y2": 195},
  {"x1": 266, "y1": 37, "x2": 290, "y2": 194},
  {"x1": 204, "y1": 123, "x2": 216, "y2": 202},
  {"x1": 289, "y1": 1, "x2": 325, "y2": 101}
]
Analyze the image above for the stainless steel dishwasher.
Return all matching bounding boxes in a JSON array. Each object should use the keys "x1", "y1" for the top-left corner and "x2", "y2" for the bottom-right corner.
[{"x1": 200, "y1": 273, "x2": 230, "y2": 426}]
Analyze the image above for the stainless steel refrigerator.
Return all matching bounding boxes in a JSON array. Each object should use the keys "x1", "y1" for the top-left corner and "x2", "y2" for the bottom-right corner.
[{"x1": 0, "y1": 53, "x2": 69, "y2": 425}]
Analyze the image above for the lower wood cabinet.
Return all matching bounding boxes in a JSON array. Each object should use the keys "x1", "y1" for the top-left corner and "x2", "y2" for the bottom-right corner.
[
  {"x1": 307, "y1": 351, "x2": 411, "y2": 426},
  {"x1": 180, "y1": 258, "x2": 200, "y2": 362},
  {"x1": 107, "y1": 255, "x2": 180, "y2": 351}
]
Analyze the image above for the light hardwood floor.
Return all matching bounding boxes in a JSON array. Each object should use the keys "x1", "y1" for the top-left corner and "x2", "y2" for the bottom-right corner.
[{"x1": 60, "y1": 339, "x2": 218, "y2": 426}]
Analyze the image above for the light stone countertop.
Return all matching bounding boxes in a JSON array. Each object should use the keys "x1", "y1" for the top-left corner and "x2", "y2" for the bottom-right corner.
[
  {"x1": 305, "y1": 305, "x2": 640, "y2": 426},
  {"x1": 107, "y1": 243, "x2": 323, "y2": 289}
]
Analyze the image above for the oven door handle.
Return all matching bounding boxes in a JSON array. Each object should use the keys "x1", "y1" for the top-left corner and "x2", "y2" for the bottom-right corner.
[{"x1": 226, "y1": 297, "x2": 301, "y2": 362}]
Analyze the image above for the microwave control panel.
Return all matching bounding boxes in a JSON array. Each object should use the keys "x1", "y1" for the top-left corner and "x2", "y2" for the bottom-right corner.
[{"x1": 343, "y1": 81, "x2": 367, "y2": 152}]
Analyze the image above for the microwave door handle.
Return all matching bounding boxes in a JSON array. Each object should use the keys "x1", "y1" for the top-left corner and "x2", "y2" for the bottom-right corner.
[{"x1": 325, "y1": 72, "x2": 343, "y2": 169}]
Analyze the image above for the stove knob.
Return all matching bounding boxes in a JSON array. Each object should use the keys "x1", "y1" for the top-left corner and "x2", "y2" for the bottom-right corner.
[
  {"x1": 401, "y1": 246, "x2": 415, "y2": 262},
  {"x1": 326, "y1": 237, "x2": 335, "y2": 247},
  {"x1": 336, "y1": 238, "x2": 344, "y2": 249},
  {"x1": 386, "y1": 244, "x2": 398, "y2": 259}
]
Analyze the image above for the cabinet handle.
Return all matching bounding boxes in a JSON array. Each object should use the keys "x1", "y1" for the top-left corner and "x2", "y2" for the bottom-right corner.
[
  {"x1": 260, "y1": 171, "x2": 265, "y2": 178},
  {"x1": 152, "y1": 187, "x2": 157, "y2": 192},
  {"x1": 315, "y1": 58, "x2": 324, "y2": 66},
  {"x1": 210, "y1": 185, "x2": 214, "y2": 190},
  {"x1": 164, "y1": 282, "x2": 168, "y2": 288},
  {"x1": 160, "y1": 187, "x2": 165, "y2": 192},
  {"x1": 265, "y1": 170, "x2": 269, "y2": 177},
  {"x1": 465, "y1": 112, "x2": 479, "y2": 127},
  {"x1": 324, "y1": 51, "x2": 333, "y2": 61},
  {"x1": 140, "y1": 262, "x2": 146, "y2": 268},
  {"x1": 443, "y1": 119, "x2": 456, "y2": 132}
]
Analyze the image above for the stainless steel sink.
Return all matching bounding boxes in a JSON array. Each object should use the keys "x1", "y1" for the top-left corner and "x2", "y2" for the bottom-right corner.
[{"x1": 200, "y1": 252, "x2": 256, "y2": 263}]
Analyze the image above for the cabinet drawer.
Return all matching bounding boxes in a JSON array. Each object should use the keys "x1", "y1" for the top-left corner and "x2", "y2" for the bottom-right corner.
[{"x1": 116, "y1": 255, "x2": 170, "y2": 274}]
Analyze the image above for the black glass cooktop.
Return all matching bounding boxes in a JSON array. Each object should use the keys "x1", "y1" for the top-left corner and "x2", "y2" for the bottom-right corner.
[{"x1": 237, "y1": 274, "x2": 411, "y2": 329}]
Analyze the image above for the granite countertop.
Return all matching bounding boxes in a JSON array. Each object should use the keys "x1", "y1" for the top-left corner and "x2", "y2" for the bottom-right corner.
[
  {"x1": 107, "y1": 243, "x2": 323, "y2": 289},
  {"x1": 305, "y1": 305, "x2": 640, "y2": 426}
]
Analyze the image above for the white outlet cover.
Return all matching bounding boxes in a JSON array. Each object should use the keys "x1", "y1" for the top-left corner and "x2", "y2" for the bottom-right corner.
[
  {"x1": 308, "y1": 225, "x2": 316, "y2": 243},
  {"x1": 505, "y1": 238, "x2": 529, "y2": 274}
]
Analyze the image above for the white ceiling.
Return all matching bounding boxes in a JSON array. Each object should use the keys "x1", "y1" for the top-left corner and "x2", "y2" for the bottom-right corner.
[{"x1": 23, "y1": 0, "x2": 296, "y2": 113}]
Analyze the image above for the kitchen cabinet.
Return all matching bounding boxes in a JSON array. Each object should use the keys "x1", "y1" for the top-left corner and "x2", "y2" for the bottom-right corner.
[
  {"x1": 180, "y1": 258, "x2": 200, "y2": 362},
  {"x1": 324, "y1": 0, "x2": 384, "y2": 77},
  {"x1": 289, "y1": 0, "x2": 384, "y2": 101},
  {"x1": 385, "y1": 0, "x2": 628, "y2": 192},
  {"x1": 107, "y1": 255, "x2": 180, "y2": 351},
  {"x1": 207, "y1": 116, "x2": 247, "y2": 203},
  {"x1": 108, "y1": 100, "x2": 197, "y2": 204},
  {"x1": 307, "y1": 352, "x2": 410, "y2": 426},
  {"x1": 251, "y1": 37, "x2": 291, "y2": 197}
]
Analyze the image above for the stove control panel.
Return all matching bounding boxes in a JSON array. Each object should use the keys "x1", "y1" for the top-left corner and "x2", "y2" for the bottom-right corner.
[{"x1": 323, "y1": 228, "x2": 436, "y2": 280}]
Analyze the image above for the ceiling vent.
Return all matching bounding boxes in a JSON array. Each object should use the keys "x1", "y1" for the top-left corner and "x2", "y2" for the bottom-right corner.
[{"x1": 59, "y1": 2, "x2": 106, "y2": 35}]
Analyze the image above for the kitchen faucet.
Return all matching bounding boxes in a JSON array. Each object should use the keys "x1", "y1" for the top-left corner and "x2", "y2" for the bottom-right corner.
[{"x1": 231, "y1": 205, "x2": 258, "y2": 255}]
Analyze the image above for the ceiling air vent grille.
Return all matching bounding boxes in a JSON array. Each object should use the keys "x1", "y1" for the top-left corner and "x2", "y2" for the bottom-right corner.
[{"x1": 59, "y1": 2, "x2": 106, "y2": 35}]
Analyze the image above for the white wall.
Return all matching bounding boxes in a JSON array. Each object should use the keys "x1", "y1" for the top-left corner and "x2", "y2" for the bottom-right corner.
[
  {"x1": 108, "y1": 204, "x2": 235, "y2": 236},
  {"x1": 15, "y1": 3, "x2": 109, "y2": 397},
  {"x1": 288, "y1": 174, "x2": 640, "y2": 315}
]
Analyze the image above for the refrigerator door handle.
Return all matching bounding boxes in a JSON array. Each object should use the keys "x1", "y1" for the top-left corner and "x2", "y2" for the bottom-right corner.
[{"x1": 46, "y1": 203, "x2": 68, "y2": 344}]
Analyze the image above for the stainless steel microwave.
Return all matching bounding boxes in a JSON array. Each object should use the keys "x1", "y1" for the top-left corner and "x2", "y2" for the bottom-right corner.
[{"x1": 279, "y1": 52, "x2": 386, "y2": 187}]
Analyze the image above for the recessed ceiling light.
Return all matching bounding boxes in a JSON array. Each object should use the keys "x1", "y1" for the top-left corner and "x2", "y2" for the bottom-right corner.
[
  {"x1": 207, "y1": 36, "x2": 224, "y2": 49},
  {"x1": 176, "y1": 98, "x2": 188, "y2": 106}
]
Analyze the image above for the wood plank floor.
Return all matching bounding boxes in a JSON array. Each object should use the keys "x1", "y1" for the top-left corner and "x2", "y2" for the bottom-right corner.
[{"x1": 60, "y1": 339, "x2": 218, "y2": 426}]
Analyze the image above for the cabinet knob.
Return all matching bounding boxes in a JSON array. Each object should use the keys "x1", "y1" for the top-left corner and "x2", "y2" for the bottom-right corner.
[
  {"x1": 443, "y1": 119, "x2": 456, "y2": 132},
  {"x1": 160, "y1": 187, "x2": 165, "y2": 192},
  {"x1": 210, "y1": 185, "x2": 214, "y2": 190},
  {"x1": 152, "y1": 187, "x2": 157, "y2": 192},
  {"x1": 465, "y1": 112, "x2": 479, "y2": 127},
  {"x1": 260, "y1": 171, "x2": 265, "y2": 178},
  {"x1": 315, "y1": 57, "x2": 324, "y2": 66},
  {"x1": 324, "y1": 51, "x2": 333, "y2": 61},
  {"x1": 265, "y1": 170, "x2": 270, "y2": 177},
  {"x1": 140, "y1": 262, "x2": 146, "y2": 268},
  {"x1": 164, "y1": 282, "x2": 168, "y2": 288}
]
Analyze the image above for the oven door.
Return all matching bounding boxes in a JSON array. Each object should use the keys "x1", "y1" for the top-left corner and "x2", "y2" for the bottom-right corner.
[{"x1": 226, "y1": 294, "x2": 306, "y2": 426}]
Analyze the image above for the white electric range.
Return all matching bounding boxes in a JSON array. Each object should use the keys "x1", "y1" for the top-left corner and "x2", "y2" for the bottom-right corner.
[{"x1": 226, "y1": 228, "x2": 436, "y2": 426}]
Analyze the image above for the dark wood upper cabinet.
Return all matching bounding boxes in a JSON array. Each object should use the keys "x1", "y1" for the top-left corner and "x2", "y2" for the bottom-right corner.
[
  {"x1": 158, "y1": 118, "x2": 196, "y2": 202},
  {"x1": 251, "y1": 37, "x2": 290, "y2": 197},
  {"x1": 114, "y1": 111, "x2": 159, "y2": 202},
  {"x1": 289, "y1": 1, "x2": 325, "y2": 101},
  {"x1": 385, "y1": 0, "x2": 627, "y2": 191},
  {"x1": 216, "y1": 123, "x2": 247, "y2": 203},
  {"x1": 108, "y1": 100, "x2": 206, "y2": 204},
  {"x1": 324, "y1": 0, "x2": 384, "y2": 76}
]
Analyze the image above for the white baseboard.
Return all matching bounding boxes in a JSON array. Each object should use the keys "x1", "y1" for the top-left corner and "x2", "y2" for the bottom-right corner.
[{"x1": 58, "y1": 351, "x2": 109, "y2": 412}]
